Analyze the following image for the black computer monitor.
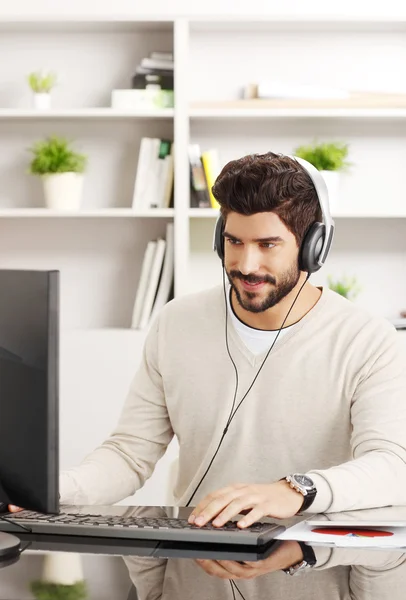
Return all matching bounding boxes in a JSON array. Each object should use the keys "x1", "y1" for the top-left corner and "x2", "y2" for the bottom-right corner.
[{"x1": 0, "y1": 270, "x2": 59, "y2": 514}]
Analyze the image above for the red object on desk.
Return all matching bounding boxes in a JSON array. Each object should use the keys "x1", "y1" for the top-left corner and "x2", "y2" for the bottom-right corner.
[{"x1": 312, "y1": 527, "x2": 394, "y2": 537}]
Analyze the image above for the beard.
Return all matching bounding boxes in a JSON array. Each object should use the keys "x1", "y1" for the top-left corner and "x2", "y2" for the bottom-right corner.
[{"x1": 226, "y1": 262, "x2": 301, "y2": 314}]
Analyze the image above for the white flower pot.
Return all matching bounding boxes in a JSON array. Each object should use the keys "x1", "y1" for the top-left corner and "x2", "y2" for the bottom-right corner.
[
  {"x1": 42, "y1": 552, "x2": 84, "y2": 585},
  {"x1": 42, "y1": 173, "x2": 84, "y2": 211},
  {"x1": 33, "y1": 93, "x2": 51, "y2": 110},
  {"x1": 320, "y1": 170, "x2": 340, "y2": 214}
]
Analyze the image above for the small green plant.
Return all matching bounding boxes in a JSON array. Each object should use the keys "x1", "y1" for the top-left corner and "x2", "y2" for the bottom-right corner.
[
  {"x1": 27, "y1": 70, "x2": 57, "y2": 93},
  {"x1": 294, "y1": 140, "x2": 350, "y2": 171},
  {"x1": 28, "y1": 136, "x2": 87, "y2": 175},
  {"x1": 327, "y1": 275, "x2": 361, "y2": 300},
  {"x1": 31, "y1": 580, "x2": 87, "y2": 600}
]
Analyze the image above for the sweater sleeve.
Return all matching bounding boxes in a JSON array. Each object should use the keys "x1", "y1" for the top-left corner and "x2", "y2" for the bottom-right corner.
[
  {"x1": 306, "y1": 327, "x2": 406, "y2": 514},
  {"x1": 60, "y1": 317, "x2": 174, "y2": 505}
]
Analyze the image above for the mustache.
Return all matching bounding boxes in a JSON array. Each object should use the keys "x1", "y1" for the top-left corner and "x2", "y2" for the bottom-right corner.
[{"x1": 228, "y1": 270, "x2": 276, "y2": 285}]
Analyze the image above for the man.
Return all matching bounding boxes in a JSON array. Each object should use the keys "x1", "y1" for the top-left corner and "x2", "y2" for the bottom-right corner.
[{"x1": 10, "y1": 152, "x2": 406, "y2": 576}]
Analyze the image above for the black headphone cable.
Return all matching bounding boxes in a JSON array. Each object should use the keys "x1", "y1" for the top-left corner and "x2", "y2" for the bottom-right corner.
[{"x1": 186, "y1": 268, "x2": 311, "y2": 507}]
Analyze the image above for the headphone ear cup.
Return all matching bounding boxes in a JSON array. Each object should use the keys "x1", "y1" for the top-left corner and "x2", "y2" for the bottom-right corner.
[
  {"x1": 299, "y1": 222, "x2": 326, "y2": 274},
  {"x1": 214, "y1": 215, "x2": 225, "y2": 263}
]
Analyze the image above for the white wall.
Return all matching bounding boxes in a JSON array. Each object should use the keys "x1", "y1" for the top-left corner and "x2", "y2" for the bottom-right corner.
[
  {"x1": 187, "y1": 21, "x2": 406, "y2": 320},
  {"x1": 59, "y1": 329, "x2": 179, "y2": 506},
  {"x1": 1, "y1": 0, "x2": 406, "y2": 18}
]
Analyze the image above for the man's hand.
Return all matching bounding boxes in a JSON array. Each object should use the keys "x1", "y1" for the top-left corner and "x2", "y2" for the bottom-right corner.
[
  {"x1": 7, "y1": 505, "x2": 22, "y2": 513},
  {"x1": 188, "y1": 480, "x2": 303, "y2": 528},
  {"x1": 195, "y1": 540, "x2": 305, "y2": 580}
]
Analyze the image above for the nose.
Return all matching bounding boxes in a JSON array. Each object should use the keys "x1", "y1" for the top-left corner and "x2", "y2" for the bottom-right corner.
[{"x1": 238, "y1": 246, "x2": 261, "y2": 275}]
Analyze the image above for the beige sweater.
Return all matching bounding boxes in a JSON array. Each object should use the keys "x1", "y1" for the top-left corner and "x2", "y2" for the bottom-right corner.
[
  {"x1": 123, "y1": 550, "x2": 406, "y2": 600},
  {"x1": 60, "y1": 286, "x2": 406, "y2": 514}
]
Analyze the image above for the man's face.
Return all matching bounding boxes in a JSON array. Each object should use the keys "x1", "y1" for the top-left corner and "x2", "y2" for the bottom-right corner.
[{"x1": 224, "y1": 211, "x2": 301, "y2": 314}]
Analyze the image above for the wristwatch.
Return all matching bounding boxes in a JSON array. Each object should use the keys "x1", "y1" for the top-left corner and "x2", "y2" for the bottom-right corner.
[
  {"x1": 283, "y1": 541, "x2": 317, "y2": 576},
  {"x1": 285, "y1": 474, "x2": 317, "y2": 512}
]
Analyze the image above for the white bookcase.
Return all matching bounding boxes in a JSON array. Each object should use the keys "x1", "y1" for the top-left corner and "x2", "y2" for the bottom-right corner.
[
  {"x1": 1, "y1": 16, "x2": 406, "y2": 327},
  {"x1": 2, "y1": 13, "x2": 406, "y2": 598},
  {"x1": 0, "y1": 14, "x2": 406, "y2": 499}
]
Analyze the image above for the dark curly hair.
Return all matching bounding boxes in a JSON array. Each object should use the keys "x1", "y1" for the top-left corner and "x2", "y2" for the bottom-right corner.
[{"x1": 212, "y1": 151, "x2": 321, "y2": 246}]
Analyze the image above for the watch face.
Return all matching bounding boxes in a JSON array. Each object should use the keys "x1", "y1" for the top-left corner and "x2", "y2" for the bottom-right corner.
[{"x1": 295, "y1": 475, "x2": 313, "y2": 488}]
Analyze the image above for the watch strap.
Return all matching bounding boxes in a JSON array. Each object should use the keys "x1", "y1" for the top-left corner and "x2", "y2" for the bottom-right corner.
[
  {"x1": 298, "y1": 541, "x2": 317, "y2": 566},
  {"x1": 283, "y1": 542, "x2": 317, "y2": 575},
  {"x1": 300, "y1": 487, "x2": 317, "y2": 512}
]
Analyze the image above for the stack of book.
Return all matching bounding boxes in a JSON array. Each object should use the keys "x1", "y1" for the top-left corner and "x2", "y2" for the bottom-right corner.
[
  {"x1": 111, "y1": 51, "x2": 174, "y2": 110},
  {"x1": 131, "y1": 222, "x2": 174, "y2": 330},
  {"x1": 132, "y1": 51, "x2": 174, "y2": 91},
  {"x1": 131, "y1": 51, "x2": 174, "y2": 108},
  {"x1": 189, "y1": 144, "x2": 221, "y2": 209},
  {"x1": 132, "y1": 138, "x2": 174, "y2": 210}
]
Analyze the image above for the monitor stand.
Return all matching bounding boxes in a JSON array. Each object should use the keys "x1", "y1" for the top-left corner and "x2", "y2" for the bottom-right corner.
[{"x1": 0, "y1": 531, "x2": 21, "y2": 568}]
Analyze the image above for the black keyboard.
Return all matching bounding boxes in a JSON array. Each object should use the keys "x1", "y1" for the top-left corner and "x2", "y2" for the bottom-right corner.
[{"x1": 0, "y1": 510, "x2": 285, "y2": 547}]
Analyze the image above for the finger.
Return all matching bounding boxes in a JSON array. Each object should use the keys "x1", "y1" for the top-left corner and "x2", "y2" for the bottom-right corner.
[
  {"x1": 189, "y1": 484, "x2": 247, "y2": 524},
  {"x1": 191, "y1": 486, "x2": 249, "y2": 526},
  {"x1": 8, "y1": 505, "x2": 22, "y2": 513},
  {"x1": 216, "y1": 560, "x2": 259, "y2": 580},
  {"x1": 236, "y1": 504, "x2": 269, "y2": 529},
  {"x1": 212, "y1": 495, "x2": 261, "y2": 527},
  {"x1": 195, "y1": 559, "x2": 242, "y2": 580}
]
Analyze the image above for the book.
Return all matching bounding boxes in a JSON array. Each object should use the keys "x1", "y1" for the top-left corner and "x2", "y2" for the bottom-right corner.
[
  {"x1": 132, "y1": 138, "x2": 174, "y2": 210},
  {"x1": 150, "y1": 51, "x2": 173, "y2": 61},
  {"x1": 189, "y1": 144, "x2": 210, "y2": 208},
  {"x1": 161, "y1": 143, "x2": 175, "y2": 209},
  {"x1": 138, "y1": 238, "x2": 167, "y2": 330},
  {"x1": 131, "y1": 241, "x2": 157, "y2": 328},
  {"x1": 132, "y1": 71, "x2": 174, "y2": 91},
  {"x1": 132, "y1": 137, "x2": 154, "y2": 210},
  {"x1": 201, "y1": 149, "x2": 221, "y2": 209},
  {"x1": 150, "y1": 223, "x2": 175, "y2": 323},
  {"x1": 141, "y1": 57, "x2": 174, "y2": 71}
]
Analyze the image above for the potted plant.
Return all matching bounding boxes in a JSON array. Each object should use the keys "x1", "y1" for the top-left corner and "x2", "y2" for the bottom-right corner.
[
  {"x1": 293, "y1": 140, "x2": 350, "y2": 211},
  {"x1": 327, "y1": 275, "x2": 361, "y2": 301},
  {"x1": 31, "y1": 552, "x2": 88, "y2": 600},
  {"x1": 28, "y1": 136, "x2": 87, "y2": 210},
  {"x1": 27, "y1": 70, "x2": 57, "y2": 110}
]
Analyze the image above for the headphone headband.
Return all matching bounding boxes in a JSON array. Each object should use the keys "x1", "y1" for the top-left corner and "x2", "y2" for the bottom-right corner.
[{"x1": 287, "y1": 155, "x2": 335, "y2": 268}]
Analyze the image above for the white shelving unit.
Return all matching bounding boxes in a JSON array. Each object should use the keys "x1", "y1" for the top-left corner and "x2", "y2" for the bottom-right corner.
[
  {"x1": 1, "y1": 15, "x2": 406, "y2": 325},
  {"x1": 0, "y1": 208, "x2": 175, "y2": 217},
  {"x1": 0, "y1": 108, "x2": 174, "y2": 119},
  {"x1": 183, "y1": 17, "x2": 406, "y2": 317},
  {"x1": 1, "y1": 12, "x2": 406, "y2": 513},
  {"x1": 2, "y1": 14, "x2": 406, "y2": 596}
]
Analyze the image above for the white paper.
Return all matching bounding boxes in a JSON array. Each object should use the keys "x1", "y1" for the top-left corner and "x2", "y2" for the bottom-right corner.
[{"x1": 276, "y1": 520, "x2": 406, "y2": 549}]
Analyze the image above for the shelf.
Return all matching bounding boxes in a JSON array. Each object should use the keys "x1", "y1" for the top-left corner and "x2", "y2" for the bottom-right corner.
[
  {"x1": 0, "y1": 18, "x2": 174, "y2": 33},
  {"x1": 189, "y1": 95, "x2": 406, "y2": 120},
  {"x1": 0, "y1": 208, "x2": 175, "y2": 218},
  {"x1": 189, "y1": 108, "x2": 406, "y2": 120},
  {"x1": 189, "y1": 17, "x2": 406, "y2": 33},
  {"x1": 188, "y1": 208, "x2": 406, "y2": 219},
  {"x1": 0, "y1": 108, "x2": 174, "y2": 120}
]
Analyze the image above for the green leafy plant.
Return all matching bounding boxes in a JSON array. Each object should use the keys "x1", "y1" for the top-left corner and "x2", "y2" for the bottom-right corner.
[
  {"x1": 27, "y1": 70, "x2": 57, "y2": 93},
  {"x1": 294, "y1": 140, "x2": 350, "y2": 171},
  {"x1": 31, "y1": 580, "x2": 87, "y2": 600},
  {"x1": 28, "y1": 136, "x2": 87, "y2": 175},
  {"x1": 327, "y1": 275, "x2": 361, "y2": 300}
]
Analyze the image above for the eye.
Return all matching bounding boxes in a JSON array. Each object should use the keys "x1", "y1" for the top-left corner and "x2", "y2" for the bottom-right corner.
[
  {"x1": 260, "y1": 243, "x2": 275, "y2": 249},
  {"x1": 227, "y1": 238, "x2": 242, "y2": 245}
]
